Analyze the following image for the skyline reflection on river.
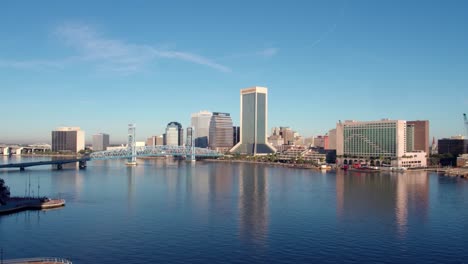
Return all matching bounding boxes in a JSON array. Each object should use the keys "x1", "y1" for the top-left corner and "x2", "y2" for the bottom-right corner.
[{"x1": 0, "y1": 156, "x2": 467, "y2": 263}]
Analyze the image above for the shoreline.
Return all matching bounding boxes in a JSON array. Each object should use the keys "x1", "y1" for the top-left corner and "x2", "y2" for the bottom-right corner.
[{"x1": 204, "y1": 159, "x2": 326, "y2": 170}]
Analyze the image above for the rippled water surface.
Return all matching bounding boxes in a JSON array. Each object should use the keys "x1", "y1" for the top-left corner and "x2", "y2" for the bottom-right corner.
[{"x1": 1, "y1": 156, "x2": 468, "y2": 263}]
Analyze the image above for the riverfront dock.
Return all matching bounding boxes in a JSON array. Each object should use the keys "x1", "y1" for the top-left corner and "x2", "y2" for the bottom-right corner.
[
  {"x1": 0, "y1": 197, "x2": 65, "y2": 215},
  {"x1": 3, "y1": 257, "x2": 72, "y2": 263}
]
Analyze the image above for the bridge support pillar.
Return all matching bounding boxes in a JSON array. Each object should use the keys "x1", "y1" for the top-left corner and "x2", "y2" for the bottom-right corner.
[
  {"x1": 57, "y1": 164, "x2": 63, "y2": 170},
  {"x1": 188, "y1": 145, "x2": 196, "y2": 163},
  {"x1": 20, "y1": 167, "x2": 25, "y2": 171}
]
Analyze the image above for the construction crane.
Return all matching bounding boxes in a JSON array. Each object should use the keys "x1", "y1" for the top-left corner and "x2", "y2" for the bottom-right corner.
[{"x1": 464, "y1": 113, "x2": 468, "y2": 137}]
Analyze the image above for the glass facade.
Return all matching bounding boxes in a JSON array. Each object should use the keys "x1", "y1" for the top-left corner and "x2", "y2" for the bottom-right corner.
[
  {"x1": 242, "y1": 93, "x2": 256, "y2": 147},
  {"x1": 191, "y1": 111, "x2": 212, "y2": 148},
  {"x1": 343, "y1": 122, "x2": 397, "y2": 157},
  {"x1": 231, "y1": 87, "x2": 276, "y2": 155},
  {"x1": 406, "y1": 125, "x2": 414, "y2": 152}
]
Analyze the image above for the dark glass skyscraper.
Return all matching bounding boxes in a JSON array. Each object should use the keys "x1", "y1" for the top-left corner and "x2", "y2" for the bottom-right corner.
[{"x1": 230, "y1": 87, "x2": 276, "y2": 155}]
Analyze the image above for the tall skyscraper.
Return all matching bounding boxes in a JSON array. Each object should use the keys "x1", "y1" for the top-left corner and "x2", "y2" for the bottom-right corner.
[
  {"x1": 186, "y1": 127, "x2": 195, "y2": 147},
  {"x1": 191, "y1": 111, "x2": 212, "y2": 148},
  {"x1": 92, "y1": 133, "x2": 110, "y2": 151},
  {"x1": 165, "y1": 122, "x2": 183, "y2": 146},
  {"x1": 51, "y1": 127, "x2": 85, "y2": 153},
  {"x1": 230, "y1": 86, "x2": 276, "y2": 155},
  {"x1": 209, "y1": 112, "x2": 233, "y2": 152},
  {"x1": 407, "y1": 120, "x2": 429, "y2": 154}
]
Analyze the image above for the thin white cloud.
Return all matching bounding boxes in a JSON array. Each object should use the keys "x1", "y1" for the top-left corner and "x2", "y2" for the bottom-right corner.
[
  {"x1": 257, "y1": 48, "x2": 278, "y2": 57},
  {"x1": 0, "y1": 23, "x2": 231, "y2": 73},
  {"x1": 55, "y1": 23, "x2": 231, "y2": 73},
  {"x1": 0, "y1": 59, "x2": 66, "y2": 69},
  {"x1": 219, "y1": 48, "x2": 279, "y2": 60}
]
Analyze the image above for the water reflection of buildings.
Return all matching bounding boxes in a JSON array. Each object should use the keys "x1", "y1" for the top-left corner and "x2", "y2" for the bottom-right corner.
[
  {"x1": 395, "y1": 172, "x2": 429, "y2": 237},
  {"x1": 238, "y1": 164, "x2": 269, "y2": 245},
  {"x1": 335, "y1": 171, "x2": 429, "y2": 238}
]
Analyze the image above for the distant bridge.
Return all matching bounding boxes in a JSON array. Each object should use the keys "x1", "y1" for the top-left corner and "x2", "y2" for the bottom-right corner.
[
  {"x1": 0, "y1": 146, "x2": 222, "y2": 171},
  {"x1": 89, "y1": 145, "x2": 222, "y2": 160}
]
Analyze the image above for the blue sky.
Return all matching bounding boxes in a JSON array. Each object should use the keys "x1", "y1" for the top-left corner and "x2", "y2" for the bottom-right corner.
[{"x1": 1, "y1": 0, "x2": 467, "y2": 144}]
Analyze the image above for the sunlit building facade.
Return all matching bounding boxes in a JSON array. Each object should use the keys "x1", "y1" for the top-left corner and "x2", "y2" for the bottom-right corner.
[
  {"x1": 336, "y1": 119, "x2": 426, "y2": 168},
  {"x1": 52, "y1": 127, "x2": 85, "y2": 153},
  {"x1": 92, "y1": 133, "x2": 109, "y2": 151},
  {"x1": 165, "y1": 122, "x2": 183, "y2": 146},
  {"x1": 230, "y1": 87, "x2": 276, "y2": 155},
  {"x1": 209, "y1": 112, "x2": 233, "y2": 152},
  {"x1": 191, "y1": 111, "x2": 212, "y2": 148}
]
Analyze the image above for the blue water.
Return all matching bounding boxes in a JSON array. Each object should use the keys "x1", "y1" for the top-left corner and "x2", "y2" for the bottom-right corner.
[{"x1": 1, "y1": 156, "x2": 467, "y2": 263}]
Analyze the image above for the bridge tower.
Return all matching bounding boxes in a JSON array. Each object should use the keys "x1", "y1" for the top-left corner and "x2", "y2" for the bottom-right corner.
[{"x1": 126, "y1": 124, "x2": 137, "y2": 166}]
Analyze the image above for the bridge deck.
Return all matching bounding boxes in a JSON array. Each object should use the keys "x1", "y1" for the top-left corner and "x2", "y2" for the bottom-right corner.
[{"x1": 0, "y1": 158, "x2": 89, "y2": 169}]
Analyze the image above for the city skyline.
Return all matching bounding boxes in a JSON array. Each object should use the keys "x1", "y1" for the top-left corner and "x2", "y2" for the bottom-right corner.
[{"x1": 1, "y1": 0, "x2": 468, "y2": 143}]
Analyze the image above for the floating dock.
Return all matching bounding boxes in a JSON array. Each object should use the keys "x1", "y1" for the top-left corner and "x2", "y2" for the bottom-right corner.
[
  {"x1": 0, "y1": 197, "x2": 65, "y2": 215},
  {"x1": 3, "y1": 257, "x2": 72, "y2": 263}
]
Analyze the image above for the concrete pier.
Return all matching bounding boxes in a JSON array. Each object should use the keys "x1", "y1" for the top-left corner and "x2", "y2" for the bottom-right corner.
[
  {"x1": 0, "y1": 198, "x2": 65, "y2": 215},
  {"x1": 3, "y1": 257, "x2": 72, "y2": 263}
]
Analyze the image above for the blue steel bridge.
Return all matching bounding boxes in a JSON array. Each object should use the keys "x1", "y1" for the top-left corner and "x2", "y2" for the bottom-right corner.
[
  {"x1": 90, "y1": 145, "x2": 222, "y2": 160},
  {"x1": 0, "y1": 146, "x2": 223, "y2": 171}
]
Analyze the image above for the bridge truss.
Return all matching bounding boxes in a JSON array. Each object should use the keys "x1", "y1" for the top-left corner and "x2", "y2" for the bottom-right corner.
[{"x1": 89, "y1": 145, "x2": 222, "y2": 160}]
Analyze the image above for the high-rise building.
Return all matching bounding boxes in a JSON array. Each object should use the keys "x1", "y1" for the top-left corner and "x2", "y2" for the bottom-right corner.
[
  {"x1": 233, "y1": 126, "x2": 240, "y2": 146},
  {"x1": 209, "y1": 112, "x2": 233, "y2": 152},
  {"x1": 186, "y1": 127, "x2": 195, "y2": 147},
  {"x1": 231, "y1": 87, "x2": 276, "y2": 155},
  {"x1": 92, "y1": 133, "x2": 110, "y2": 151},
  {"x1": 407, "y1": 120, "x2": 429, "y2": 155},
  {"x1": 165, "y1": 122, "x2": 183, "y2": 146},
  {"x1": 336, "y1": 119, "x2": 426, "y2": 168},
  {"x1": 51, "y1": 127, "x2": 85, "y2": 153},
  {"x1": 191, "y1": 111, "x2": 212, "y2": 148}
]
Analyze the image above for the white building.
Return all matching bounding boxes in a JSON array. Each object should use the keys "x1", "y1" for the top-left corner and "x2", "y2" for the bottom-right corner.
[
  {"x1": 191, "y1": 110, "x2": 212, "y2": 148},
  {"x1": 51, "y1": 127, "x2": 85, "y2": 153},
  {"x1": 336, "y1": 119, "x2": 427, "y2": 168},
  {"x1": 165, "y1": 122, "x2": 183, "y2": 146}
]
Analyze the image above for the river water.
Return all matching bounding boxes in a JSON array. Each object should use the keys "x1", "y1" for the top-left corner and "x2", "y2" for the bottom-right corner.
[{"x1": 1, "y1": 156, "x2": 467, "y2": 263}]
